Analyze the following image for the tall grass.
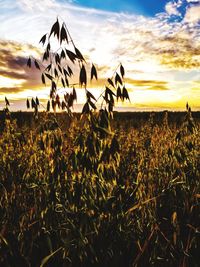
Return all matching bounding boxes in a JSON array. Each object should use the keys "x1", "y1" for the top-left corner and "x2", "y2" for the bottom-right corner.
[{"x1": 0, "y1": 109, "x2": 199, "y2": 267}]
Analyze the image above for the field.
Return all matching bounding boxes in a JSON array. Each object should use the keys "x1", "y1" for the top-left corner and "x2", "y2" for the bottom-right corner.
[{"x1": 0, "y1": 110, "x2": 199, "y2": 267}]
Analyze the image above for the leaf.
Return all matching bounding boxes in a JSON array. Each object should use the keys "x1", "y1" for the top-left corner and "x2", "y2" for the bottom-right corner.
[
  {"x1": 65, "y1": 77, "x2": 69, "y2": 87},
  {"x1": 107, "y1": 78, "x2": 115, "y2": 88},
  {"x1": 105, "y1": 87, "x2": 115, "y2": 104},
  {"x1": 117, "y1": 86, "x2": 122, "y2": 101},
  {"x1": 74, "y1": 47, "x2": 84, "y2": 61},
  {"x1": 60, "y1": 24, "x2": 68, "y2": 44},
  {"x1": 50, "y1": 89, "x2": 54, "y2": 99},
  {"x1": 105, "y1": 87, "x2": 116, "y2": 97},
  {"x1": 41, "y1": 73, "x2": 46, "y2": 85},
  {"x1": 63, "y1": 68, "x2": 69, "y2": 77},
  {"x1": 122, "y1": 86, "x2": 130, "y2": 101},
  {"x1": 26, "y1": 98, "x2": 30, "y2": 109},
  {"x1": 47, "y1": 100, "x2": 50, "y2": 112},
  {"x1": 0, "y1": 234, "x2": 9, "y2": 246},
  {"x1": 56, "y1": 94, "x2": 60, "y2": 107},
  {"x1": 73, "y1": 87, "x2": 77, "y2": 101},
  {"x1": 64, "y1": 93, "x2": 69, "y2": 103},
  {"x1": 172, "y1": 211, "x2": 177, "y2": 226},
  {"x1": 52, "y1": 100, "x2": 56, "y2": 112},
  {"x1": 79, "y1": 65, "x2": 87, "y2": 87},
  {"x1": 110, "y1": 136, "x2": 120, "y2": 154},
  {"x1": 5, "y1": 97, "x2": 9, "y2": 106},
  {"x1": 57, "y1": 64, "x2": 62, "y2": 74},
  {"x1": 47, "y1": 43, "x2": 51, "y2": 52},
  {"x1": 115, "y1": 72, "x2": 122, "y2": 86},
  {"x1": 120, "y1": 64, "x2": 125, "y2": 78},
  {"x1": 86, "y1": 90, "x2": 96, "y2": 101},
  {"x1": 45, "y1": 73, "x2": 53, "y2": 80},
  {"x1": 55, "y1": 53, "x2": 60, "y2": 64},
  {"x1": 43, "y1": 52, "x2": 48, "y2": 61},
  {"x1": 61, "y1": 101, "x2": 66, "y2": 110},
  {"x1": 91, "y1": 64, "x2": 97, "y2": 80},
  {"x1": 99, "y1": 109, "x2": 109, "y2": 129},
  {"x1": 49, "y1": 19, "x2": 60, "y2": 40},
  {"x1": 40, "y1": 247, "x2": 62, "y2": 267},
  {"x1": 108, "y1": 102, "x2": 113, "y2": 112},
  {"x1": 82, "y1": 102, "x2": 90, "y2": 114},
  {"x1": 36, "y1": 97, "x2": 39, "y2": 106},
  {"x1": 61, "y1": 49, "x2": 65, "y2": 59},
  {"x1": 61, "y1": 78, "x2": 65, "y2": 88},
  {"x1": 34, "y1": 60, "x2": 40, "y2": 70},
  {"x1": 27, "y1": 57, "x2": 31, "y2": 68},
  {"x1": 110, "y1": 93, "x2": 114, "y2": 104},
  {"x1": 39, "y1": 34, "x2": 47, "y2": 45},
  {"x1": 54, "y1": 68, "x2": 58, "y2": 77},
  {"x1": 126, "y1": 196, "x2": 158, "y2": 214},
  {"x1": 31, "y1": 98, "x2": 36, "y2": 109},
  {"x1": 89, "y1": 100, "x2": 97, "y2": 110},
  {"x1": 68, "y1": 93, "x2": 74, "y2": 107},
  {"x1": 96, "y1": 126, "x2": 111, "y2": 136},
  {"x1": 51, "y1": 81, "x2": 57, "y2": 91},
  {"x1": 67, "y1": 66, "x2": 73, "y2": 76},
  {"x1": 65, "y1": 49, "x2": 77, "y2": 63},
  {"x1": 46, "y1": 64, "x2": 51, "y2": 72}
]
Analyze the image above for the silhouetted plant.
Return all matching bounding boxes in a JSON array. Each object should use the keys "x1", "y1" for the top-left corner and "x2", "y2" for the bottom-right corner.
[{"x1": 26, "y1": 17, "x2": 129, "y2": 117}]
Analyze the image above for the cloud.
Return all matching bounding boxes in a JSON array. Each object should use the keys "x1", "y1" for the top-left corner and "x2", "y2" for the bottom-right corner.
[
  {"x1": 0, "y1": 40, "x2": 43, "y2": 93},
  {"x1": 0, "y1": 70, "x2": 28, "y2": 80},
  {"x1": 125, "y1": 78, "x2": 168, "y2": 88},
  {"x1": 165, "y1": 1, "x2": 181, "y2": 16},
  {"x1": 0, "y1": 0, "x2": 200, "y2": 110},
  {"x1": 186, "y1": 0, "x2": 200, "y2": 3},
  {"x1": 148, "y1": 85, "x2": 169, "y2": 91},
  {"x1": 1, "y1": 0, "x2": 200, "y2": 71},
  {"x1": 154, "y1": 34, "x2": 200, "y2": 69},
  {"x1": 0, "y1": 86, "x2": 25, "y2": 94},
  {"x1": 17, "y1": 0, "x2": 57, "y2": 11},
  {"x1": 184, "y1": 4, "x2": 200, "y2": 24}
]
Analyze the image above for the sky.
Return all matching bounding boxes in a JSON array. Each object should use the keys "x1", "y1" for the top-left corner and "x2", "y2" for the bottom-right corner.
[{"x1": 0, "y1": 0, "x2": 200, "y2": 111}]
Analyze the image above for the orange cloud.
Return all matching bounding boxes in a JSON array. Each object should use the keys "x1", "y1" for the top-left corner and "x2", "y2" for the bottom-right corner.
[
  {"x1": 125, "y1": 78, "x2": 169, "y2": 90},
  {"x1": 0, "y1": 40, "x2": 42, "y2": 94}
]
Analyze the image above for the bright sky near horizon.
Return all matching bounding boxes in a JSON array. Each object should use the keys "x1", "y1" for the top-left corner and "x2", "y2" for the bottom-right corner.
[{"x1": 0, "y1": 0, "x2": 200, "y2": 111}]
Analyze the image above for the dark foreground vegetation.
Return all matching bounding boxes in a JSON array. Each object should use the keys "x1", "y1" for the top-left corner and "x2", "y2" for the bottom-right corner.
[{"x1": 0, "y1": 110, "x2": 199, "y2": 267}]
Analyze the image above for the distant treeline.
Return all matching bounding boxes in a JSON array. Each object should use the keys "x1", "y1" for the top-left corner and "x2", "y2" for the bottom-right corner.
[{"x1": 0, "y1": 111, "x2": 200, "y2": 130}]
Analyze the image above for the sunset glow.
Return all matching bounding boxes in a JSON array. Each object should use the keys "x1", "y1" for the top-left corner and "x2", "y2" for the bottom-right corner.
[{"x1": 0, "y1": 0, "x2": 200, "y2": 111}]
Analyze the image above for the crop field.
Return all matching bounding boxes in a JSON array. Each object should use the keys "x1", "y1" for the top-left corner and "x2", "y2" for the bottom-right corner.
[{"x1": 0, "y1": 109, "x2": 199, "y2": 267}]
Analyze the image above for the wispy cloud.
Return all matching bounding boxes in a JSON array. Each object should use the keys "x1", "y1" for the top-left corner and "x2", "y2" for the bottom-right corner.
[
  {"x1": 125, "y1": 78, "x2": 169, "y2": 89},
  {"x1": 0, "y1": 40, "x2": 42, "y2": 96},
  {"x1": 1, "y1": 0, "x2": 200, "y2": 70},
  {"x1": 165, "y1": 1, "x2": 181, "y2": 16},
  {"x1": 0, "y1": 87, "x2": 26, "y2": 94},
  {"x1": 184, "y1": 4, "x2": 200, "y2": 23}
]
